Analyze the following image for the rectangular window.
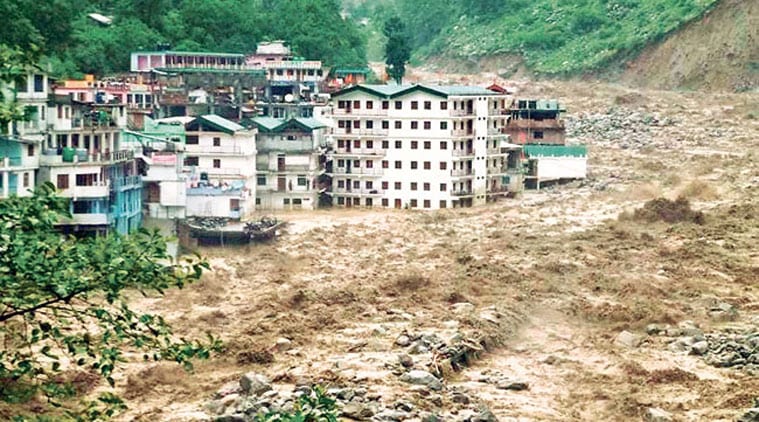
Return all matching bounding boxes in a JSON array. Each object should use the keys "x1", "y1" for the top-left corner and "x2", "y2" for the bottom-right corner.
[
  {"x1": 440, "y1": 122, "x2": 448, "y2": 130},
  {"x1": 411, "y1": 141, "x2": 418, "y2": 149},
  {"x1": 423, "y1": 199, "x2": 431, "y2": 208},
  {"x1": 338, "y1": 100, "x2": 346, "y2": 109},
  {"x1": 353, "y1": 180, "x2": 360, "y2": 189},
  {"x1": 337, "y1": 139, "x2": 345, "y2": 148},
  {"x1": 366, "y1": 160, "x2": 373, "y2": 168},
  {"x1": 424, "y1": 101, "x2": 431, "y2": 110},
  {"x1": 382, "y1": 121, "x2": 389, "y2": 129},
  {"x1": 440, "y1": 200, "x2": 447, "y2": 208},
  {"x1": 410, "y1": 199, "x2": 417, "y2": 208},
  {"x1": 257, "y1": 176, "x2": 266, "y2": 185},
  {"x1": 23, "y1": 173, "x2": 30, "y2": 187},
  {"x1": 394, "y1": 101, "x2": 402, "y2": 110},
  {"x1": 366, "y1": 120, "x2": 374, "y2": 129},
  {"x1": 382, "y1": 198, "x2": 389, "y2": 207},
  {"x1": 366, "y1": 101, "x2": 373, "y2": 109},
  {"x1": 297, "y1": 175, "x2": 307, "y2": 186},
  {"x1": 353, "y1": 120, "x2": 360, "y2": 129},
  {"x1": 411, "y1": 121, "x2": 418, "y2": 129},
  {"x1": 382, "y1": 181, "x2": 389, "y2": 190},
  {"x1": 382, "y1": 101, "x2": 389, "y2": 109},
  {"x1": 394, "y1": 121, "x2": 402, "y2": 129},
  {"x1": 337, "y1": 180, "x2": 345, "y2": 188},
  {"x1": 186, "y1": 135, "x2": 199, "y2": 145},
  {"x1": 424, "y1": 183, "x2": 431, "y2": 191},
  {"x1": 382, "y1": 160, "x2": 389, "y2": 168},
  {"x1": 337, "y1": 197, "x2": 344, "y2": 205},
  {"x1": 410, "y1": 161, "x2": 418, "y2": 169},
  {"x1": 395, "y1": 140, "x2": 402, "y2": 149},
  {"x1": 411, "y1": 182, "x2": 417, "y2": 191},
  {"x1": 56, "y1": 174, "x2": 69, "y2": 189},
  {"x1": 366, "y1": 140, "x2": 373, "y2": 149},
  {"x1": 366, "y1": 198, "x2": 373, "y2": 207},
  {"x1": 423, "y1": 141, "x2": 431, "y2": 149},
  {"x1": 423, "y1": 161, "x2": 431, "y2": 170},
  {"x1": 382, "y1": 140, "x2": 389, "y2": 149},
  {"x1": 440, "y1": 101, "x2": 448, "y2": 110},
  {"x1": 366, "y1": 181, "x2": 373, "y2": 189},
  {"x1": 440, "y1": 183, "x2": 447, "y2": 192},
  {"x1": 411, "y1": 101, "x2": 418, "y2": 110},
  {"x1": 394, "y1": 181, "x2": 401, "y2": 190},
  {"x1": 440, "y1": 141, "x2": 448, "y2": 149},
  {"x1": 230, "y1": 198, "x2": 241, "y2": 211},
  {"x1": 440, "y1": 162, "x2": 447, "y2": 170},
  {"x1": 27, "y1": 145, "x2": 34, "y2": 156},
  {"x1": 394, "y1": 160, "x2": 402, "y2": 169},
  {"x1": 184, "y1": 156, "x2": 199, "y2": 166},
  {"x1": 353, "y1": 140, "x2": 360, "y2": 148},
  {"x1": 213, "y1": 137, "x2": 221, "y2": 146},
  {"x1": 353, "y1": 100, "x2": 361, "y2": 109},
  {"x1": 34, "y1": 74, "x2": 44, "y2": 93},
  {"x1": 213, "y1": 159, "x2": 221, "y2": 168},
  {"x1": 534, "y1": 131, "x2": 544, "y2": 139},
  {"x1": 423, "y1": 121, "x2": 431, "y2": 130},
  {"x1": 75, "y1": 173, "x2": 96, "y2": 186}
]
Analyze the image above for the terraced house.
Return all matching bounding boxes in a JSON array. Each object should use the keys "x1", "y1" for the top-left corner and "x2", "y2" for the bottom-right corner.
[{"x1": 327, "y1": 84, "x2": 524, "y2": 209}]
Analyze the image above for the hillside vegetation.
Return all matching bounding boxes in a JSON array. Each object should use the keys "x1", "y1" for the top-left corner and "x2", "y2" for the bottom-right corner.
[{"x1": 2, "y1": 0, "x2": 366, "y2": 77}]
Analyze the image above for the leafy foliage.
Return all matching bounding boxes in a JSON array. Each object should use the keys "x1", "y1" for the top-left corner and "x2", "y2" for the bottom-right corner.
[
  {"x1": 0, "y1": 183, "x2": 220, "y2": 419},
  {"x1": 0, "y1": 45, "x2": 35, "y2": 134},
  {"x1": 2, "y1": 0, "x2": 367, "y2": 77},
  {"x1": 254, "y1": 386, "x2": 339, "y2": 422},
  {"x1": 352, "y1": 0, "x2": 719, "y2": 76},
  {"x1": 383, "y1": 16, "x2": 411, "y2": 84}
]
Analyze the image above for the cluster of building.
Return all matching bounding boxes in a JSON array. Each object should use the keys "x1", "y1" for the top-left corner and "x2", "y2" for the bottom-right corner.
[{"x1": 0, "y1": 41, "x2": 586, "y2": 236}]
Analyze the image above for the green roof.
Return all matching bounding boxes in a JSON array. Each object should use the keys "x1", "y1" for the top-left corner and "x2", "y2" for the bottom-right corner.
[
  {"x1": 194, "y1": 115, "x2": 245, "y2": 134},
  {"x1": 524, "y1": 145, "x2": 587, "y2": 158},
  {"x1": 332, "y1": 84, "x2": 502, "y2": 99},
  {"x1": 251, "y1": 117, "x2": 327, "y2": 133}
]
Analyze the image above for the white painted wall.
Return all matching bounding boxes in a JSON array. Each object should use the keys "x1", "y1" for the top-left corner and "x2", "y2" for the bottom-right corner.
[{"x1": 535, "y1": 157, "x2": 587, "y2": 181}]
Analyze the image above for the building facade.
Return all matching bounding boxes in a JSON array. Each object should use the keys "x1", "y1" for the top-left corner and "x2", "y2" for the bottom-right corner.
[
  {"x1": 326, "y1": 84, "x2": 523, "y2": 210},
  {"x1": 183, "y1": 115, "x2": 256, "y2": 219},
  {"x1": 251, "y1": 117, "x2": 327, "y2": 210}
]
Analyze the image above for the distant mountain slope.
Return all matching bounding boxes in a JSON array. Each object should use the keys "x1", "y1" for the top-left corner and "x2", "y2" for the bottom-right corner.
[{"x1": 620, "y1": 0, "x2": 758, "y2": 91}]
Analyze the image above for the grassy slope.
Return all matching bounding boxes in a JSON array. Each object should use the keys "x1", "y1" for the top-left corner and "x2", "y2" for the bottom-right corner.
[{"x1": 429, "y1": 0, "x2": 720, "y2": 75}]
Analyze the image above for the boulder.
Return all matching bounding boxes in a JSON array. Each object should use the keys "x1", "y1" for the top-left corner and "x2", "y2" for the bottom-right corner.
[
  {"x1": 614, "y1": 330, "x2": 642, "y2": 348},
  {"x1": 239, "y1": 372, "x2": 272, "y2": 396},
  {"x1": 645, "y1": 407, "x2": 673, "y2": 422},
  {"x1": 399, "y1": 370, "x2": 443, "y2": 391},
  {"x1": 341, "y1": 402, "x2": 375, "y2": 420}
]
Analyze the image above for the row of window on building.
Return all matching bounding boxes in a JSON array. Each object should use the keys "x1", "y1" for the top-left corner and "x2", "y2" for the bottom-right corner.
[
  {"x1": 334, "y1": 159, "x2": 475, "y2": 171},
  {"x1": 337, "y1": 120, "x2": 463, "y2": 130},
  {"x1": 335, "y1": 139, "x2": 475, "y2": 151},
  {"x1": 334, "y1": 196, "x2": 452, "y2": 209}
]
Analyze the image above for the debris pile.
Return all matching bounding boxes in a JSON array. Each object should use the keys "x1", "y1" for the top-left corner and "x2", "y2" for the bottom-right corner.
[{"x1": 566, "y1": 108, "x2": 678, "y2": 149}]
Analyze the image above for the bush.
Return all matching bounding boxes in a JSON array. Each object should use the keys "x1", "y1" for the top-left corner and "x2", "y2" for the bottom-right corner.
[
  {"x1": 632, "y1": 197, "x2": 705, "y2": 224},
  {"x1": 254, "y1": 386, "x2": 339, "y2": 422}
]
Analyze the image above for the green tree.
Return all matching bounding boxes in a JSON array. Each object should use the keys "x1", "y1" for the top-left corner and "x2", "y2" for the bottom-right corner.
[
  {"x1": 0, "y1": 183, "x2": 220, "y2": 419},
  {"x1": 383, "y1": 16, "x2": 411, "y2": 85},
  {"x1": 0, "y1": 45, "x2": 35, "y2": 134}
]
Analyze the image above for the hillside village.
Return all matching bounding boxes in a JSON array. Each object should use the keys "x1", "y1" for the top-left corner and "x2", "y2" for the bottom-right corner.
[{"x1": 1, "y1": 41, "x2": 587, "y2": 237}]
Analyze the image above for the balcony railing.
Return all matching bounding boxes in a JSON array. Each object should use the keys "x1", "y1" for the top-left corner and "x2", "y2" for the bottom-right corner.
[
  {"x1": 333, "y1": 128, "x2": 389, "y2": 136},
  {"x1": 333, "y1": 147, "x2": 387, "y2": 156},
  {"x1": 487, "y1": 186, "x2": 511, "y2": 195},
  {"x1": 59, "y1": 181, "x2": 110, "y2": 198},
  {"x1": 451, "y1": 189, "x2": 474, "y2": 197},
  {"x1": 331, "y1": 167, "x2": 384, "y2": 176},
  {"x1": 194, "y1": 167, "x2": 250, "y2": 176},
  {"x1": 40, "y1": 149, "x2": 134, "y2": 166},
  {"x1": 451, "y1": 169, "x2": 474, "y2": 177},
  {"x1": 451, "y1": 149, "x2": 475, "y2": 157},
  {"x1": 332, "y1": 187, "x2": 384, "y2": 196},
  {"x1": 450, "y1": 109, "x2": 474, "y2": 117},
  {"x1": 1, "y1": 157, "x2": 23, "y2": 168},
  {"x1": 332, "y1": 108, "x2": 388, "y2": 116},
  {"x1": 114, "y1": 175, "x2": 142, "y2": 188},
  {"x1": 451, "y1": 129, "x2": 473, "y2": 137}
]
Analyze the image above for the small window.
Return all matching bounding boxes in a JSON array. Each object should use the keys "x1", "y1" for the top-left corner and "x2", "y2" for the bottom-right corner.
[
  {"x1": 440, "y1": 162, "x2": 447, "y2": 170},
  {"x1": 337, "y1": 180, "x2": 345, "y2": 188},
  {"x1": 411, "y1": 121, "x2": 418, "y2": 129},
  {"x1": 533, "y1": 131, "x2": 544, "y2": 139},
  {"x1": 184, "y1": 156, "x2": 199, "y2": 166},
  {"x1": 411, "y1": 182, "x2": 417, "y2": 191},
  {"x1": 353, "y1": 120, "x2": 360, "y2": 129},
  {"x1": 411, "y1": 101, "x2": 418, "y2": 110},
  {"x1": 394, "y1": 161, "x2": 402, "y2": 169},
  {"x1": 284, "y1": 198, "x2": 290, "y2": 205},
  {"x1": 410, "y1": 199, "x2": 418, "y2": 208},
  {"x1": 440, "y1": 200, "x2": 447, "y2": 208},
  {"x1": 394, "y1": 182, "x2": 401, "y2": 190},
  {"x1": 213, "y1": 137, "x2": 221, "y2": 146},
  {"x1": 423, "y1": 121, "x2": 431, "y2": 130},
  {"x1": 423, "y1": 141, "x2": 431, "y2": 149},
  {"x1": 423, "y1": 161, "x2": 431, "y2": 170},
  {"x1": 33, "y1": 74, "x2": 44, "y2": 93},
  {"x1": 394, "y1": 101, "x2": 402, "y2": 110},
  {"x1": 297, "y1": 175, "x2": 307, "y2": 186},
  {"x1": 440, "y1": 141, "x2": 447, "y2": 149},
  {"x1": 257, "y1": 176, "x2": 266, "y2": 185},
  {"x1": 440, "y1": 183, "x2": 447, "y2": 192},
  {"x1": 410, "y1": 161, "x2": 418, "y2": 169},
  {"x1": 440, "y1": 121, "x2": 448, "y2": 130},
  {"x1": 382, "y1": 198, "x2": 389, "y2": 207},
  {"x1": 213, "y1": 159, "x2": 221, "y2": 168},
  {"x1": 423, "y1": 199, "x2": 431, "y2": 208},
  {"x1": 353, "y1": 100, "x2": 361, "y2": 109},
  {"x1": 366, "y1": 160, "x2": 373, "y2": 168},
  {"x1": 440, "y1": 101, "x2": 448, "y2": 110},
  {"x1": 56, "y1": 174, "x2": 69, "y2": 189},
  {"x1": 27, "y1": 145, "x2": 35, "y2": 156},
  {"x1": 411, "y1": 141, "x2": 418, "y2": 149},
  {"x1": 293, "y1": 198, "x2": 302, "y2": 205},
  {"x1": 382, "y1": 101, "x2": 389, "y2": 109},
  {"x1": 395, "y1": 140, "x2": 402, "y2": 149},
  {"x1": 382, "y1": 120, "x2": 389, "y2": 129},
  {"x1": 23, "y1": 173, "x2": 30, "y2": 187},
  {"x1": 366, "y1": 140, "x2": 374, "y2": 149},
  {"x1": 337, "y1": 100, "x2": 346, "y2": 109},
  {"x1": 424, "y1": 101, "x2": 431, "y2": 110},
  {"x1": 382, "y1": 160, "x2": 389, "y2": 168},
  {"x1": 186, "y1": 135, "x2": 199, "y2": 145},
  {"x1": 366, "y1": 101, "x2": 373, "y2": 109},
  {"x1": 423, "y1": 183, "x2": 430, "y2": 191},
  {"x1": 382, "y1": 140, "x2": 389, "y2": 149},
  {"x1": 337, "y1": 197, "x2": 344, "y2": 205},
  {"x1": 394, "y1": 121, "x2": 402, "y2": 129},
  {"x1": 366, "y1": 121, "x2": 374, "y2": 129},
  {"x1": 366, "y1": 181, "x2": 373, "y2": 189},
  {"x1": 382, "y1": 181, "x2": 389, "y2": 189}
]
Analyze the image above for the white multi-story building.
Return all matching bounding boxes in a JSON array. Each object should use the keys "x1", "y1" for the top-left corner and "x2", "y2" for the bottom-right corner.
[
  {"x1": 327, "y1": 84, "x2": 523, "y2": 210},
  {"x1": 251, "y1": 117, "x2": 327, "y2": 210},
  {"x1": 183, "y1": 115, "x2": 256, "y2": 219}
]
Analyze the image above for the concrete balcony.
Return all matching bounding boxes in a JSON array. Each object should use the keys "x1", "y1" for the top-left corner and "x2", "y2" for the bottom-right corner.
[
  {"x1": 194, "y1": 167, "x2": 253, "y2": 177},
  {"x1": 332, "y1": 108, "x2": 388, "y2": 117},
  {"x1": 332, "y1": 187, "x2": 384, "y2": 196},
  {"x1": 332, "y1": 147, "x2": 387, "y2": 157},
  {"x1": 114, "y1": 175, "x2": 143, "y2": 190},
  {"x1": 184, "y1": 145, "x2": 253, "y2": 155},
  {"x1": 451, "y1": 149, "x2": 475, "y2": 158},
  {"x1": 486, "y1": 186, "x2": 511, "y2": 196},
  {"x1": 65, "y1": 213, "x2": 110, "y2": 226},
  {"x1": 333, "y1": 128, "x2": 389, "y2": 137},
  {"x1": 450, "y1": 169, "x2": 474, "y2": 178},
  {"x1": 450, "y1": 129, "x2": 474, "y2": 138},
  {"x1": 59, "y1": 182, "x2": 110, "y2": 199},
  {"x1": 451, "y1": 189, "x2": 474, "y2": 197},
  {"x1": 330, "y1": 167, "x2": 384, "y2": 177},
  {"x1": 40, "y1": 149, "x2": 135, "y2": 166},
  {"x1": 450, "y1": 109, "x2": 474, "y2": 117}
]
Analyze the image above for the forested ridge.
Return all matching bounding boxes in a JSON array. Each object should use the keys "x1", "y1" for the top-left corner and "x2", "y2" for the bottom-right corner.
[
  {"x1": 1, "y1": 0, "x2": 367, "y2": 77},
  {"x1": 345, "y1": 0, "x2": 723, "y2": 76}
]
